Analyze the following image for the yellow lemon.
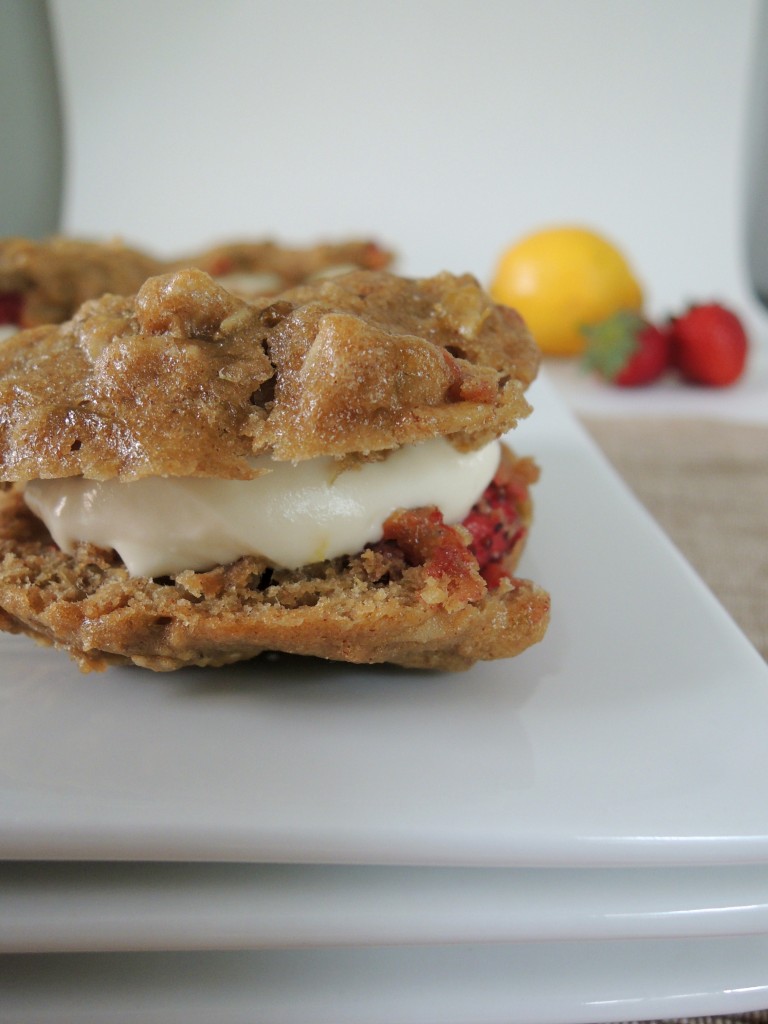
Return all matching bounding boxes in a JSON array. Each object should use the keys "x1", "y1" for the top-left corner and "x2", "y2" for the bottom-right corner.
[{"x1": 490, "y1": 226, "x2": 644, "y2": 357}]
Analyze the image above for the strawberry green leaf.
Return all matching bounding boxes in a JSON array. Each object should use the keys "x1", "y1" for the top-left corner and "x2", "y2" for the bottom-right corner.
[{"x1": 580, "y1": 310, "x2": 645, "y2": 380}]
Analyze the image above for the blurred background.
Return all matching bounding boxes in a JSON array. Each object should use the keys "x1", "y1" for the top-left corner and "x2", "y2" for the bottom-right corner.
[{"x1": 34, "y1": 0, "x2": 762, "y2": 325}]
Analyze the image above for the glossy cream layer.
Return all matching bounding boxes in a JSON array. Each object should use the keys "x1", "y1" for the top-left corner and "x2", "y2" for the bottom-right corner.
[{"x1": 24, "y1": 438, "x2": 500, "y2": 578}]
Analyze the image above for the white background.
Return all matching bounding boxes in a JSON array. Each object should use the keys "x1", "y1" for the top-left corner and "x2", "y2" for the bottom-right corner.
[{"x1": 49, "y1": 0, "x2": 765, "y2": 326}]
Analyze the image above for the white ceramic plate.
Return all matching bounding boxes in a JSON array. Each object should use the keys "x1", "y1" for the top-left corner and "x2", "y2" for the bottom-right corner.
[
  {"x1": 1, "y1": 373, "x2": 767, "y2": 867},
  {"x1": 3, "y1": 935, "x2": 768, "y2": 1024},
  {"x1": 3, "y1": 861, "x2": 768, "y2": 953}
]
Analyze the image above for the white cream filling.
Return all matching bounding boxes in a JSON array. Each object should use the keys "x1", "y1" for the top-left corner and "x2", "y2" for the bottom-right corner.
[
  {"x1": 24, "y1": 438, "x2": 501, "y2": 578},
  {"x1": 213, "y1": 271, "x2": 283, "y2": 295}
]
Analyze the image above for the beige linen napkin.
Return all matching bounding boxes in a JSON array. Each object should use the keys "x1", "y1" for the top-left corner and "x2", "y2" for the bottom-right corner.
[{"x1": 582, "y1": 417, "x2": 768, "y2": 662}]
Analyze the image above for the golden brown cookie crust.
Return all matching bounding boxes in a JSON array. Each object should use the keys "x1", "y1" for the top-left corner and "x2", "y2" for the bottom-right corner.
[
  {"x1": 0, "y1": 235, "x2": 394, "y2": 328},
  {"x1": 0, "y1": 237, "x2": 166, "y2": 328},
  {"x1": 181, "y1": 238, "x2": 392, "y2": 288},
  {"x1": 0, "y1": 267, "x2": 540, "y2": 482}
]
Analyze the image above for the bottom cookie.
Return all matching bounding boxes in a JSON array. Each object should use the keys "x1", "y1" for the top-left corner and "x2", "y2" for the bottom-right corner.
[{"x1": 0, "y1": 452, "x2": 549, "y2": 673}]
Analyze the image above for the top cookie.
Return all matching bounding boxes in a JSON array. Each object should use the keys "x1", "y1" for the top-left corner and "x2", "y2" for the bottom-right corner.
[
  {"x1": 180, "y1": 238, "x2": 392, "y2": 295},
  {"x1": 0, "y1": 236, "x2": 393, "y2": 328},
  {"x1": 0, "y1": 267, "x2": 540, "y2": 482},
  {"x1": 0, "y1": 237, "x2": 164, "y2": 328}
]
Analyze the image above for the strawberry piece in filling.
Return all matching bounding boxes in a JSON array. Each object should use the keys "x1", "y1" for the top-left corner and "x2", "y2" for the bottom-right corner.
[
  {"x1": 0, "y1": 292, "x2": 23, "y2": 326},
  {"x1": 379, "y1": 455, "x2": 535, "y2": 600},
  {"x1": 462, "y1": 474, "x2": 529, "y2": 587},
  {"x1": 382, "y1": 505, "x2": 485, "y2": 609}
]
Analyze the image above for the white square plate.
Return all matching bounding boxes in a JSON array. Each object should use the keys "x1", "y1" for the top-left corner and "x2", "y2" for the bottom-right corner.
[
  {"x1": 3, "y1": 935, "x2": 768, "y2": 1024},
  {"x1": 3, "y1": 862, "x2": 768, "y2": 953},
  {"x1": 1, "y1": 373, "x2": 767, "y2": 866}
]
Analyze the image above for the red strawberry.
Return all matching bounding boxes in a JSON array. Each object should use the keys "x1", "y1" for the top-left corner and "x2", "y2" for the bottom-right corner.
[
  {"x1": 462, "y1": 476, "x2": 526, "y2": 585},
  {"x1": 667, "y1": 303, "x2": 748, "y2": 387},
  {"x1": 0, "y1": 292, "x2": 22, "y2": 326},
  {"x1": 581, "y1": 311, "x2": 670, "y2": 387}
]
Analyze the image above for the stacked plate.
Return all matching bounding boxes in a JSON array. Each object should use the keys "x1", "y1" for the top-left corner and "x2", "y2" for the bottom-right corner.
[{"x1": 2, "y1": 375, "x2": 768, "y2": 1024}]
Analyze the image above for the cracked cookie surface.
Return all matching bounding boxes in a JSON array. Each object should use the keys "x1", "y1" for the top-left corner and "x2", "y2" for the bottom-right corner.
[{"x1": 0, "y1": 267, "x2": 540, "y2": 481}]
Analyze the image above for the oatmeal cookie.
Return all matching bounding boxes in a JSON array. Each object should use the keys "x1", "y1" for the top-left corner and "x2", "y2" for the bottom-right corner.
[
  {"x1": 0, "y1": 235, "x2": 393, "y2": 328},
  {"x1": 0, "y1": 236, "x2": 164, "y2": 329},
  {"x1": 0, "y1": 450, "x2": 549, "y2": 672},
  {"x1": 0, "y1": 267, "x2": 548, "y2": 672},
  {"x1": 0, "y1": 267, "x2": 539, "y2": 480},
  {"x1": 181, "y1": 238, "x2": 392, "y2": 298}
]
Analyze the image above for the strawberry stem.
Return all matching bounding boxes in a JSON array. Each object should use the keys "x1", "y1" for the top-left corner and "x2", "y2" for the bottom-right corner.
[{"x1": 581, "y1": 310, "x2": 645, "y2": 379}]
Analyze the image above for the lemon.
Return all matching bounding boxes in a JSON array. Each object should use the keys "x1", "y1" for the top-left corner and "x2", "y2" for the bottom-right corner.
[{"x1": 490, "y1": 226, "x2": 644, "y2": 357}]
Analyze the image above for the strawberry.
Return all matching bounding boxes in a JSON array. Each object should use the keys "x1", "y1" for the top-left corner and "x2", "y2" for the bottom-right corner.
[
  {"x1": 0, "y1": 292, "x2": 22, "y2": 326},
  {"x1": 462, "y1": 476, "x2": 526, "y2": 586},
  {"x1": 581, "y1": 310, "x2": 670, "y2": 387},
  {"x1": 667, "y1": 302, "x2": 748, "y2": 387}
]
